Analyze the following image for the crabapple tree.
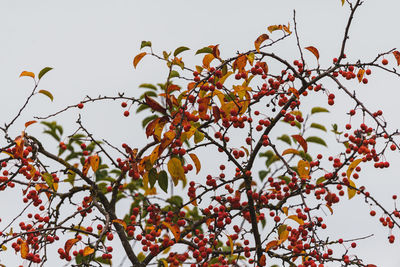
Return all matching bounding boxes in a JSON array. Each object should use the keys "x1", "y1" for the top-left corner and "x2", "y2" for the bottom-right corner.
[{"x1": 1, "y1": 0, "x2": 400, "y2": 266}]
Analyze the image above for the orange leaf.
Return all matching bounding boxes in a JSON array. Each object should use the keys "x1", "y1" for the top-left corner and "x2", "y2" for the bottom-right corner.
[
  {"x1": 19, "y1": 71, "x2": 35, "y2": 79},
  {"x1": 146, "y1": 117, "x2": 160, "y2": 138},
  {"x1": 189, "y1": 153, "x2": 201, "y2": 174},
  {"x1": 162, "y1": 222, "x2": 181, "y2": 241},
  {"x1": 233, "y1": 54, "x2": 247, "y2": 72},
  {"x1": 89, "y1": 154, "x2": 100, "y2": 173},
  {"x1": 14, "y1": 135, "x2": 24, "y2": 158},
  {"x1": 282, "y1": 148, "x2": 299, "y2": 156},
  {"x1": 82, "y1": 246, "x2": 95, "y2": 256},
  {"x1": 357, "y1": 69, "x2": 365, "y2": 83},
  {"x1": 145, "y1": 94, "x2": 166, "y2": 114},
  {"x1": 305, "y1": 46, "x2": 319, "y2": 60},
  {"x1": 254, "y1": 34, "x2": 269, "y2": 52},
  {"x1": 149, "y1": 144, "x2": 161, "y2": 165},
  {"x1": 24, "y1": 120, "x2": 37, "y2": 128},
  {"x1": 64, "y1": 238, "x2": 79, "y2": 256},
  {"x1": 287, "y1": 215, "x2": 304, "y2": 225},
  {"x1": 282, "y1": 206, "x2": 289, "y2": 216},
  {"x1": 133, "y1": 52, "x2": 147, "y2": 68},
  {"x1": 82, "y1": 159, "x2": 90, "y2": 176},
  {"x1": 267, "y1": 25, "x2": 283, "y2": 33},
  {"x1": 346, "y1": 158, "x2": 363, "y2": 179},
  {"x1": 212, "y1": 44, "x2": 221, "y2": 59},
  {"x1": 258, "y1": 62, "x2": 268, "y2": 74},
  {"x1": 265, "y1": 240, "x2": 279, "y2": 252},
  {"x1": 20, "y1": 240, "x2": 29, "y2": 259},
  {"x1": 292, "y1": 135, "x2": 307, "y2": 152},
  {"x1": 393, "y1": 51, "x2": 400, "y2": 66},
  {"x1": 227, "y1": 235, "x2": 234, "y2": 255},
  {"x1": 297, "y1": 160, "x2": 310, "y2": 179},
  {"x1": 112, "y1": 219, "x2": 127, "y2": 230},
  {"x1": 160, "y1": 131, "x2": 176, "y2": 153},
  {"x1": 289, "y1": 87, "x2": 300, "y2": 98},
  {"x1": 203, "y1": 54, "x2": 215, "y2": 69},
  {"x1": 259, "y1": 254, "x2": 266, "y2": 266}
]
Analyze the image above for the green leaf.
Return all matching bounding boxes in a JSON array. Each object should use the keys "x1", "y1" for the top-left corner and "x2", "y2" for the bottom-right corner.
[
  {"x1": 277, "y1": 134, "x2": 291, "y2": 145},
  {"x1": 149, "y1": 168, "x2": 157, "y2": 188},
  {"x1": 139, "y1": 83, "x2": 157, "y2": 91},
  {"x1": 299, "y1": 151, "x2": 313, "y2": 162},
  {"x1": 259, "y1": 170, "x2": 269, "y2": 182},
  {"x1": 281, "y1": 119, "x2": 301, "y2": 129},
  {"x1": 167, "y1": 195, "x2": 183, "y2": 207},
  {"x1": 173, "y1": 46, "x2": 190, "y2": 57},
  {"x1": 316, "y1": 176, "x2": 326, "y2": 184},
  {"x1": 136, "y1": 104, "x2": 150, "y2": 113},
  {"x1": 42, "y1": 173, "x2": 54, "y2": 189},
  {"x1": 38, "y1": 90, "x2": 54, "y2": 101},
  {"x1": 169, "y1": 70, "x2": 180, "y2": 79},
  {"x1": 94, "y1": 256, "x2": 112, "y2": 265},
  {"x1": 38, "y1": 67, "x2": 53, "y2": 80},
  {"x1": 158, "y1": 170, "x2": 168, "y2": 193},
  {"x1": 140, "y1": 91, "x2": 157, "y2": 99},
  {"x1": 306, "y1": 136, "x2": 327, "y2": 147},
  {"x1": 310, "y1": 123, "x2": 326, "y2": 132},
  {"x1": 278, "y1": 175, "x2": 291, "y2": 184},
  {"x1": 140, "y1": 41, "x2": 152, "y2": 49},
  {"x1": 195, "y1": 47, "x2": 213, "y2": 55},
  {"x1": 311, "y1": 107, "x2": 329, "y2": 114}
]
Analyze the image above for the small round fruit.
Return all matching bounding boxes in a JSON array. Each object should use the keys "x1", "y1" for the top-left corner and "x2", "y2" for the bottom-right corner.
[
  {"x1": 382, "y1": 58, "x2": 388, "y2": 65},
  {"x1": 77, "y1": 103, "x2": 84, "y2": 109}
]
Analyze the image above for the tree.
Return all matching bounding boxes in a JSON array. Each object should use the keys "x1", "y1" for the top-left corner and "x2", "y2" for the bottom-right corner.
[{"x1": 0, "y1": 0, "x2": 399, "y2": 266}]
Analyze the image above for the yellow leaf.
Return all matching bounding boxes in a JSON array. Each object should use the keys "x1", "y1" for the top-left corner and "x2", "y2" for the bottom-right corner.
[
  {"x1": 133, "y1": 52, "x2": 147, "y2": 69},
  {"x1": 160, "y1": 259, "x2": 168, "y2": 267},
  {"x1": 167, "y1": 158, "x2": 186, "y2": 186},
  {"x1": 194, "y1": 130, "x2": 204, "y2": 144},
  {"x1": 265, "y1": 240, "x2": 279, "y2": 252},
  {"x1": 341, "y1": 0, "x2": 345, "y2": 5},
  {"x1": 346, "y1": 158, "x2": 362, "y2": 178},
  {"x1": 282, "y1": 206, "x2": 289, "y2": 216},
  {"x1": 357, "y1": 69, "x2": 365, "y2": 83},
  {"x1": 218, "y1": 71, "x2": 233, "y2": 85},
  {"x1": 348, "y1": 179, "x2": 356, "y2": 200},
  {"x1": 149, "y1": 144, "x2": 160, "y2": 165},
  {"x1": 162, "y1": 222, "x2": 181, "y2": 241},
  {"x1": 297, "y1": 160, "x2": 310, "y2": 179},
  {"x1": 247, "y1": 52, "x2": 255, "y2": 65},
  {"x1": 53, "y1": 182, "x2": 58, "y2": 192},
  {"x1": 189, "y1": 153, "x2": 201, "y2": 174},
  {"x1": 305, "y1": 46, "x2": 320, "y2": 60},
  {"x1": 20, "y1": 240, "x2": 29, "y2": 259},
  {"x1": 1, "y1": 245, "x2": 6, "y2": 251},
  {"x1": 19, "y1": 71, "x2": 35, "y2": 79},
  {"x1": 83, "y1": 246, "x2": 95, "y2": 256},
  {"x1": 89, "y1": 154, "x2": 100, "y2": 173},
  {"x1": 279, "y1": 230, "x2": 289, "y2": 243},
  {"x1": 227, "y1": 235, "x2": 234, "y2": 255},
  {"x1": 287, "y1": 215, "x2": 304, "y2": 225},
  {"x1": 254, "y1": 34, "x2": 269, "y2": 52},
  {"x1": 112, "y1": 219, "x2": 127, "y2": 230},
  {"x1": 282, "y1": 148, "x2": 300, "y2": 156}
]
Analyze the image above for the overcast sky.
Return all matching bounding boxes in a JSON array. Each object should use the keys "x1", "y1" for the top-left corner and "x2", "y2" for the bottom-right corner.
[{"x1": 1, "y1": 0, "x2": 400, "y2": 266}]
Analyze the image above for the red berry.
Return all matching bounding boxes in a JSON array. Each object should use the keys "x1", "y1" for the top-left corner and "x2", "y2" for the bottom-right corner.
[
  {"x1": 382, "y1": 58, "x2": 388, "y2": 65},
  {"x1": 77, "y1": 103, "x2": 84, "y2": 109},
  {"x1": 124, "y1": 111, "x2": 130, "y2": 117},
  {"x1": 121, "y1": 102, "x2": 127, "y2": 108}
]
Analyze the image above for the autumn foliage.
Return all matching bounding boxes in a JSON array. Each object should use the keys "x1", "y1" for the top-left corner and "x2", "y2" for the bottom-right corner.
[{"x1": 2, "y1": 1, "x2": 400, "y2": 266}]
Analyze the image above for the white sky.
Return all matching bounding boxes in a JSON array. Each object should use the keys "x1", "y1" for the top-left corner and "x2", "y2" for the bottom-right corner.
[{"x1": 1, "y1": 0, "x2": 400, "y2": 266}]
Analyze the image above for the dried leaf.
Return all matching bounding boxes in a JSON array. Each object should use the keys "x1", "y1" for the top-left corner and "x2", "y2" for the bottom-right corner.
[
  {"x1": 289, "y1": 87, "x2": 300, "y2": 98},
  {"x1": 20, "y1": 240, "x2": 29, "y2": 259},
  {"x1": 292, "y1": 135, "x2": 308, "y2": 152},
  {"x1": 89, "y1": 154, "x2": 100, "y2": 173},
  {"x1": 346, "y1": 158, "x2": 363, "y2": 178},
  {"x1": 287, "y1": 215, "x2": 304, "y2": 225},
  {"x1": 357, "y1": 69, "x2": 365, "y2": 82},
  {"x1": 202, "y1": 54, "x2": 214, "y2": 69},
  {"x1": 145, "y1": 94, "x2": 166, "y2": 114},
  {"x1": 112, "y1": 219, "x2": 127, "y2": 230},
  {"x1": 305, "y1": 46, "x2": 320, "y2": 60},
  {"x1": 189, "y1": 153, "x2": 201, "y2": 174},
  {"x1": 162, "y1": 222, "x2": 181, "y2": 241},
  {"x1": 267, "y1": 25, "x2": 283, "y2": 33},
  {"x1": 348, "y1": 179, "x2": 356, "y2": 199},
  {"x1": 64, "y1": 238, "x2": 79, "y2": 256},
  {"x1": 297, "y1": 160, "x2": 310, "y2": 179},
  {"x1": 393, "y1": 51, "x2": 400, "y2": 66},
  {"x1": 254, "y1": 34, "x2": 269, "y2": 52},
  {"x1": 167, "y1": 158, "x2": 186, "y2": 186},
  {"x1": 83, "y1": 246, "x2": 95, "y2": 256},
  {"x1": 25, "y1": 120, "x2": 37, "y2": 128},
  {"x1": 282, "y1": 148, "x2": 299, "y2": 156},
  {"x1": 133, "y1": 52, "x2": 147, "y2": 68},
  {"x1": 265, "y1": 240, "x2": 279, "y2": 252},
  {"x1": 19, "y1": 71, "x2": 35, "y2": 79}
]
